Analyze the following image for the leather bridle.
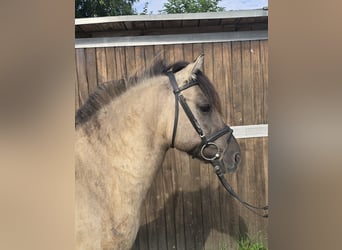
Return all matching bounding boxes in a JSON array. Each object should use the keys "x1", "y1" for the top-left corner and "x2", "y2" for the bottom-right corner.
[
  {"x1": 167, "y1": 71, "x2": 233, "y2": 160},
  {"x1": 166, "y1": 71, "x2": 269, "y2": 218}
]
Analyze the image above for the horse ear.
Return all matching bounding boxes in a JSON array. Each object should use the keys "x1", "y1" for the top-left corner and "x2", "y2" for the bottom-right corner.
[
  {"x1": 192, "y1": 54, "x2": 204, "y2": 73},
  {"x1": 174, "y1": 54, "x2": 204, "y2": 82},
  {"x1": 182, "y1": 54, "x2": 204, "y2": 80}
]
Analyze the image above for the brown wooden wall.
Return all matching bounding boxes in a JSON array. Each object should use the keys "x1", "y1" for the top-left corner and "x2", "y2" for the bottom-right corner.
[{"x1": 75, "y1": 40, "x2": 268, "y2": 250}]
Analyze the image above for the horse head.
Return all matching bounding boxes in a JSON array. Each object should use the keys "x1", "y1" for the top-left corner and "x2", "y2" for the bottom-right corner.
[{"x1": 165, "y1": 55, "x2": 241, "y2": 173}]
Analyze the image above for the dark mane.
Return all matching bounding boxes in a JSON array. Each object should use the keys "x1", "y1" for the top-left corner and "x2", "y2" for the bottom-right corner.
[{"x1": 75, "y1": 59, "x2": 221, "y2": 127}]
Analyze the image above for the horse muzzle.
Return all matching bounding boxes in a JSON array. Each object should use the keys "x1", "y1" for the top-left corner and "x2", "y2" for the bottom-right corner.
[{"x1": 212, "y1": 150, "x2": 241, "y2": 173}]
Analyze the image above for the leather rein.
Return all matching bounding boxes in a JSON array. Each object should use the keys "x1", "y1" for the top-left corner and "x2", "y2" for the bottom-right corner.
[{"x1": 166, "y1": 71, "x2": 268, "y2": 218}]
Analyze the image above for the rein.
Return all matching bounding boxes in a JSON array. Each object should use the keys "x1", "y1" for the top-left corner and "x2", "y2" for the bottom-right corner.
[{"x1": 166, "y1": 71, "x2": 269, "y2": 218}]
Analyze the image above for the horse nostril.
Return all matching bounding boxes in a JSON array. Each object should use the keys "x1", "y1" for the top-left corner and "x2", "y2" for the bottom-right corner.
[{"x1": 234, "y1": 153, "x2": 241, "y2": 165}]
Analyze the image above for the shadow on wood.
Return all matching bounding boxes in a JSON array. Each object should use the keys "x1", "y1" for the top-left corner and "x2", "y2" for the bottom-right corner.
[{"x1": 132, "y1": 187, "x2": 248, "y2": 250}]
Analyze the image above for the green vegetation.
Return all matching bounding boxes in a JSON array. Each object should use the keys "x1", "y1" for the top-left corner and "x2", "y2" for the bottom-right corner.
[
  {"x1": 162, "y1": 0, "x2": 225, "y2": 14},
  {"x1": 215, "y1": 234, "x2": 267, "y2": 250},
  {"x1": 237, "y1": 234, "x2": 267, "y2": 250},
  {"x1": 75, "y1": 0, "x2": 138, "y2": 18}
]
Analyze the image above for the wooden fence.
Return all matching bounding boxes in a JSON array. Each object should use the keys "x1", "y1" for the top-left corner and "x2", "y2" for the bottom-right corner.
[{"x1": 75, "y1": 40, "x2": 268, "y2": 249}]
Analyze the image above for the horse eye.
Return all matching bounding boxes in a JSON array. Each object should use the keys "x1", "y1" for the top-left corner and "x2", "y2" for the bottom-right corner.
[{"x1": 199, "y1": 104, "x2": 211, "y2": 113}]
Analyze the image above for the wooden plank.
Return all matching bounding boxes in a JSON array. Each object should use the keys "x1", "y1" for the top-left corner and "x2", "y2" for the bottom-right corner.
[
  {"x1": 235, "y1": 138, "x2": 269, "y2": 237},
  {"x1": 192, "y1": 43, "x2": 204, "y2": 60},
  {"x1": 173, "y1": 44, "x2": 184, "y2": 61},
  {"x1": 222, "y1": 42, "x2": 234, "y2": 125},
  {"x1": 199, "y1": 18, "x2": 220, "y2": 27},
  {"x1": 144, "y1": 21, "x2": 162, "y2": 29},
  {"x1": 202, "y1": 43, "x2": 214, "y2": 88},
  {"x1": 183, "y1": 43, "x2": 193, "y2": 62},
  {"x1": 251, "y1": 41, "x2": 263, "y2": 124},
  {"x1": 190, "y1": 159, "x2": 205, "y2": 250},
  {"x1": 179, "y1": 153, "x2": 195, "y2": 250},
  {"x1": 153, "y1": 45, "x2": 165, "y2": 63},
  {"x1": 260, "y1": 40, "x2": 268, "y2": 124},
  {"x1": 163, "y1": 20, "x2": 182, "y2": 29},
  {"x1": 75, "y1": 49, "x2": 89, "y2": 106},
  {"x1": 220, "y1": 170, "x2": 239, "y2": 250},
  {"x1": 199, "y1": 163, "x2": 213, "y2": 250},
  {"x1": 246, "y1": 138, "x2": 258, "y2": 234},
  {"x1": 85, "y1": 48, "x2": 98, "y2": 93},
  {"x1": 124, "y1": 46, "x2": 136, "y2": 85},
  {"x1": 213, "y1": 43, "x2": 226, "y2": 118},
  {"x1": 95, "y1": 48, "x2": 107, "y2": 84},
  {"x1": 182, "y1": 19, "x2": 199, "y2": 28},
  {"x1": 115, "y1": 47, "x2": 127, "y2": 82},
  {"x1": 132, "y1": 21, "x2": 145, "y2": 30},
  {"x1": 231, "y1": 42, "x2": 243, "y2": 125},
  {"x1": 241, "y1": 41, "x2": 254, "y2": 125},
  {"x1": 134, "y1": 46, "x2": 146, "y2": 78},
  {"x1": 105, "y1": 47, "x2": 116, "y2": 81},
  {"x1": 164, "y1": 44, "x2": 175, "y2": 65},
  {"x1": 236, "y1": 139, "x2": 249, "y2": 235},
  {"x1": 253, "y1": 137, "x2": 268, "y2": 234},
  {"x1": 143, "y1": 46, "x2": 155, "y2": 73}
]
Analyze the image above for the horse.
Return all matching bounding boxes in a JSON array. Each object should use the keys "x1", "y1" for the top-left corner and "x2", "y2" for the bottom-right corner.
[{"x1": 75, "y1": 55, "x2": 241, "y2": 249}]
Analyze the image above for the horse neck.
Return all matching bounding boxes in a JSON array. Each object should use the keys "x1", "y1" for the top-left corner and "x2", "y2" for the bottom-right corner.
[{"x1": 83, "y1": 77, "x2": 172, "y2": 194}]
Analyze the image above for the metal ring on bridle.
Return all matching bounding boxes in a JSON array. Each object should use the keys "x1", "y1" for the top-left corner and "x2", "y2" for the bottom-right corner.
[{"x1": 200, "y1": 142, "x2": 220, "y2": 161}]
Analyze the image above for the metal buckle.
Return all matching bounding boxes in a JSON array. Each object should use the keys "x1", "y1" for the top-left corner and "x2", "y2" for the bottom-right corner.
[{"x1": 200, "y1": 142, "x2": 220, "y2": 161}]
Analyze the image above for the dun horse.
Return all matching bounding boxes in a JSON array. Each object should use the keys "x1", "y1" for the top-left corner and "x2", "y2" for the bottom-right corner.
[{"x1": 75, "y1": 55, "x2": 241, "y2": 249}]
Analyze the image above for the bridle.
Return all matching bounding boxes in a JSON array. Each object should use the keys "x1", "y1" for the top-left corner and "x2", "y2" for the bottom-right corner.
[
  {"x1": 166, "y1": 71, "x2": 233, "y2": 160},
  {"x1": 166, "y1": 71, "x2": 269, "y2": 218}
]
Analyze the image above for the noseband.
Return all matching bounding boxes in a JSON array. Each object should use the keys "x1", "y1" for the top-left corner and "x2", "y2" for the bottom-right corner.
[{"x1": 166, "y1": 71, "x2": 269, "y2": 218}]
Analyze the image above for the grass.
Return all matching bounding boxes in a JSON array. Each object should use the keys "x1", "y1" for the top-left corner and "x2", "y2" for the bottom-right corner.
[
  {"x1": 237, "y1": 234, "x2": 267, "y2": 250},
  {"x1": 216, "y1": 233, "x2": 268, "y2": 250}
]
